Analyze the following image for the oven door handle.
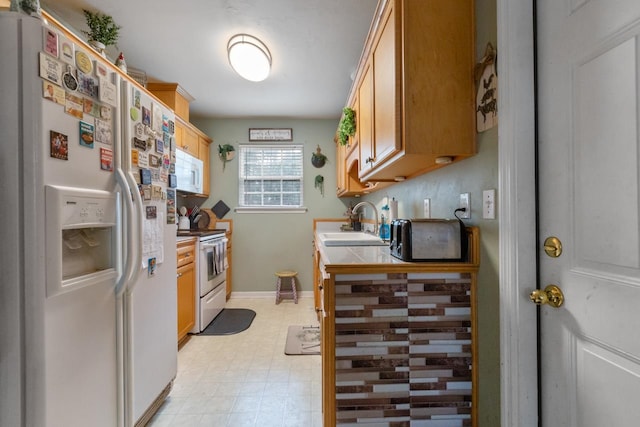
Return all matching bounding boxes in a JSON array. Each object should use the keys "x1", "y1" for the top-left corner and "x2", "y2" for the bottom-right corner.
[{"x1": 200, "y1": 240, "x2": 227, "y2": 249}]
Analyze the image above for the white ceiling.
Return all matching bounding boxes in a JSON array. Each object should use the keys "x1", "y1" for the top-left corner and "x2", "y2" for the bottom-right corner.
[{"x1": 42, "y1": 0, "x2": 378, "y2": 120}]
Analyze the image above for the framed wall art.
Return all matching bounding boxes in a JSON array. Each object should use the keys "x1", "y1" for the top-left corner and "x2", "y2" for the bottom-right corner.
[{"x1": 249, "y1": 128, "x2": 293, "y2": 141}]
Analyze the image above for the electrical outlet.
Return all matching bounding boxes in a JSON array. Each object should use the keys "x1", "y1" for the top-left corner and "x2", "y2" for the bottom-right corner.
[
  {"x1": 423, "y1": 198, "x2": 431, "y2": 218},
  {"x1": 483, "y1": 189, "x2": 496, "y2": 219},
  {"x1": 459, "y1": 193, "x2": 470, "y2": 219}
]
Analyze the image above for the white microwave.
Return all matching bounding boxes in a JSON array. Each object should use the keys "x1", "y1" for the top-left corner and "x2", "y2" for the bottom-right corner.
[{"x1": 175, "y1": 149, "x2": 203, "y2": 194}]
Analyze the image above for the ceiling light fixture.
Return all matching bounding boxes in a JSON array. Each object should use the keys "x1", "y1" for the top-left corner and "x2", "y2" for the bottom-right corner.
[{"x1": 227, "y1": 34, "x2": 272, "y2": 82}]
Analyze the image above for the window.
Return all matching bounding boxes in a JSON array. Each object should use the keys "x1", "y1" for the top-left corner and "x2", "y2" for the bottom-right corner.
[{"x1": 238, "y1": 144, "x2": 305, "y2": 211}]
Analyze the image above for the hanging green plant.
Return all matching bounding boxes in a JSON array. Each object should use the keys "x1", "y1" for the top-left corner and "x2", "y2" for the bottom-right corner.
[
  {"x1": 82, "y1": 9, "x2": 121, "y2": 48},
  {"x1": 311, "y1": 145, "x2": 328, "y2": 168},
  {"x1": 218, "y1": 144, "x2": 235, "y2": 171},
  {"x1": 337, "y1": 107, "x2": 356, "y2": 146},
  {"x1": 314, "y1": 175, "x2": 325, "y2": 197}
]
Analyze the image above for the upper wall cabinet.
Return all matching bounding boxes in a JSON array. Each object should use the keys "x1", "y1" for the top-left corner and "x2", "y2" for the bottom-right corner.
[
  {"x1": 148, "y1": 82, "x2": 212, "y2": 197},
  {"x1": 348, "y1": 0, "x2": 476, "y2": 183}
]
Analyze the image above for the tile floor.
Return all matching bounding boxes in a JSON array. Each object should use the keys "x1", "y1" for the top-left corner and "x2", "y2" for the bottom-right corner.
[{"x1": 148, "y1": 297, "x2": 322, "y2": 427}]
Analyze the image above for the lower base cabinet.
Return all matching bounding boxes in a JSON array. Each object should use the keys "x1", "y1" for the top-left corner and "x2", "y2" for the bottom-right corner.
[
  {"x1": 317, "y1": 228, "x2": 479, "y2": 426},
  {"x1": 176, "y1": 238, "x2": 196, "y2": 344}
]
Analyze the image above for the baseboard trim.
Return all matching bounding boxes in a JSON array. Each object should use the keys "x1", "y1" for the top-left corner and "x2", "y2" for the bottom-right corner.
[{"x1": 229, "y1": 291, "x2": 314, "y2": 299}]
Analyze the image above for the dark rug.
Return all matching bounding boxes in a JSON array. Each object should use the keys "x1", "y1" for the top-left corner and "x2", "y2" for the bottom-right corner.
[{"x1": 198, "y1": 308, "x2": 256, "y2": 335}]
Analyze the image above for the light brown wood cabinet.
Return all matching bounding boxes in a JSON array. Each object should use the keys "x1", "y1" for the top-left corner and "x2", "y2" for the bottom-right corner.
[
  {"x1": 148, "y1": 83, "x2": 212, "y2": 197},
  {"x1": 176, "y1": 238, "x2": 196, "y2": 344},
  {"x1": 198, "y1": 135, "x2": 211, "y2": 196},
  {"x1": 342, "y1": 0, "x2": 476, "y2": 184}
]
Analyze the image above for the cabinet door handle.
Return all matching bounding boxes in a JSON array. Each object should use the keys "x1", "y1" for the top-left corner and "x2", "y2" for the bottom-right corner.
[{"x1": 177, "y1": 272, "x2": 183, "y2": 278}]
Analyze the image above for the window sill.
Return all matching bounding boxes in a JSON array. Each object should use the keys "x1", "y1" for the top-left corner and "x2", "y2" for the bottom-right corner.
[{"x1": 234, "y1": 206, "x2": 308, "y2": 214}]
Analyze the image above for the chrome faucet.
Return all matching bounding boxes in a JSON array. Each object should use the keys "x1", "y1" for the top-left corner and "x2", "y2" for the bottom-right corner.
[{"x1": 352, "y1": 201, "x2": 379, "y2": 235}]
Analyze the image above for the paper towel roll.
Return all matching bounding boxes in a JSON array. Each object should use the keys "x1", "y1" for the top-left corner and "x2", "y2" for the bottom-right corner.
[{"x1": 389, "y1": 199, "x2": 398, "y2": 221}]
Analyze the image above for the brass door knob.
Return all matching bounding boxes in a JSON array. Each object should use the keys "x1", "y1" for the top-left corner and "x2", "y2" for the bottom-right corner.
[{"x1": 529, "y1": 284, "x2": 564, "y2": 308}]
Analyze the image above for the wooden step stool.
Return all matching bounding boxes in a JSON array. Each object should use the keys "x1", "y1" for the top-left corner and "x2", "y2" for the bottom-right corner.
[{"x1": 275, "y1": 270, "x2": 298, "y2": 304}]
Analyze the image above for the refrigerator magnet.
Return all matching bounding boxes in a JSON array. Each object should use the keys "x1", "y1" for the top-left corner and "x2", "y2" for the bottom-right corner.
[
  {"x1": 145, "y1": 206, "x2": 157, "y2": 219},
  {"x1": 168, "y1": 120, "x2": 175, "y2": 135},
  {"x1": 135, "y1": 123, "x2": 144, "y2": 139},
  {"x1": 151, "y1": 185, "x2": 162, "y2": 199},
  {"x1": 58, "y1": 34, "x2": 74, "y2": 65},
  {"x1": 75, "y1": 50, "x2": 93, "y2": 74},
  {"x1": 95, "y1": 61, "x2": 108, "y2": 80},
  {"x1": 100, "y1": 105, "x2": 111, "y2": 120},
  {"x1": 147, "y1": 258, "x2": 156, "y2": 276},
  {"x1": 140, "y1": 168, "x2": 152, "y2": 185},
  {"x1": 100, "y1": 147, "x2": 113, "y2": 171},
  {"x1": 131, "y1": 149, "x2": 139, "y2": 166},
  {"x1": 149, "y1": 154, "x2": 161, "y2": 168},
  {"x1": 155, "y1": 139, "x2": 164, "y2": 154},
  {"x1": 42, "y1": 81, "x2": 65, "y2": 105},
  {"x1": 142, "y1": 185, "x2": 152, "y2": 201},
  {"x1": 43, "y1": 27, "x2": 59, "y2": 58},
  {"x1": 168, "y1": 174, "x2": 177, "y2": 188},
  {"x1": 133, "y1": 89, "x2": 141, "y2": 108},
  {"x1": 39, "y1": 52, "x2": 63, "y2": 86},
  {"x1": 50, "y1": 131, "x2": 68, "y2": 160},
  {"x1": 62, "y1": 66, "x2": 78, "y2": 91},
  {"x1": 130, "y1": 107, "x2": 139, "y2": 121},
  {"x1": 94, "y1": 119, "x2": 112, "y2": 145},
  {"x1": 133, "y1": 137, "x2": 147, "y2": 151},
  {"x1": 162, "y1": 115, "x2": 169, "y2": 132},
  {"x1": 79, "y1": 121, "x2": 94, "y2": 148},
  {"x1": 142, "y1": 106, "x2": 151, "y2": 126},
  {"x1": 138, "y1": 152, "x2": 149, "y2": 168},
  {"x1": 99, "y1": 78, "x2": 117, "y2": 107}
]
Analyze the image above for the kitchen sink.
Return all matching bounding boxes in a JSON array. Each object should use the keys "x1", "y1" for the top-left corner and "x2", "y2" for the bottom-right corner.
[{"x1": 318, "y1": 232, "x2": 387, "y2": 246}]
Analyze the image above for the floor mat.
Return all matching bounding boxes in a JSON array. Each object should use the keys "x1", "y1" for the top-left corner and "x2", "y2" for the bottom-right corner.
[
  {"x1": 198, "y1": 308, "x2": 256, "y2": 335},
  {"x1": 285, "y1": 325, "x2": 320, "y2": 355}
]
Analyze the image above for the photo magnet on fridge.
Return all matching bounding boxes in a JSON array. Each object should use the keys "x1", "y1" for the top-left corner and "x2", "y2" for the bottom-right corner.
[
  {"x1": 148, "y1": 257, "x2": 156, "y2": 276},
  {"x1": 50, "y1": 130, "x2": 68, "y2": 160},
  {"x1": 145, "y1": 205, "x2": 157, "y2": 219},
  {"x1": 140, "y1": 168, "x2": 152, "y2": 185},
  {"x1": 168, "y1": 173, "x2": 177, "y2": 188}
]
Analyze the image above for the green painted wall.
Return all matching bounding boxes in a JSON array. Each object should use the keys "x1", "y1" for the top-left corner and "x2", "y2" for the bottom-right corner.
[{"x1": 191, "y1": 118, "x2": 347, "y2": 294}]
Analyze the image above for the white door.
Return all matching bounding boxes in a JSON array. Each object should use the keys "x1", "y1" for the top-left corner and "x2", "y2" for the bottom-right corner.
[{"x1": 537, "y1": 1, "x2": 640, "y2": 426}]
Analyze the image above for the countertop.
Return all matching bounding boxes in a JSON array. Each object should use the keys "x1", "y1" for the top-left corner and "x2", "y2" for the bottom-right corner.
[{"x1": 314, "y1": 226, "x2": 480, "y2": 274}]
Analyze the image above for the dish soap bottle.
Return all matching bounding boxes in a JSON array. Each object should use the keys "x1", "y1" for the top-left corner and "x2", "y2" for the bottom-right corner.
[{"x1": 379, "y1": 214, "x2": 390, "y2": 241}]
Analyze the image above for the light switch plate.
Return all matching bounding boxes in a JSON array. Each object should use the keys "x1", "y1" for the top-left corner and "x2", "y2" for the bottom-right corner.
[
  {"x1": 423, "y1": 198, "x2": 431, "y2": 218},
  {"x1": 483, "y1": 189, "x2": 496, "y2": 219},
  {"x1": 459, "y1": 193, "x2": 470, "y2": 219}
]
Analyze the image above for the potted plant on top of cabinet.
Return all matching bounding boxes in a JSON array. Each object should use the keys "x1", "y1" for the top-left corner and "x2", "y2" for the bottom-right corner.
[
  {"x1": 82, "y1": 9, "x2": 121, "y2": 56},
  {"x1": 338, "y1": 107, "x2": 356, "y2": 146}
]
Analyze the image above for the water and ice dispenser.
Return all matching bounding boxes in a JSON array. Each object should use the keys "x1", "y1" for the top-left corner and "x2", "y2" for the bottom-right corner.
[{"x1": 45, "y1": 185, "x2": 118, "y2": 297}]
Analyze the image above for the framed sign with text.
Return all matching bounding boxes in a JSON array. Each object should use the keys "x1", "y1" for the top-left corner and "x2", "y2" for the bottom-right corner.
[{"x1": 248, "y1": 128, "x2": 293, "y2": 141}]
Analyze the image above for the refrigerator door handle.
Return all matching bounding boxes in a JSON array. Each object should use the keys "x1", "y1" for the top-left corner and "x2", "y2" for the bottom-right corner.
[
  {"x1": 124, "y1": 169, "x2": 143, "y2": 291},
  {"x1": 114, "y1": 168, "x2": 133, "y2": 297}
]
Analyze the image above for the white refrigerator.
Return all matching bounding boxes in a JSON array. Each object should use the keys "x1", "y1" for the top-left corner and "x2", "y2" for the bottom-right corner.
[{"x1": 0, "y1": 12, "x2": 178, "y2": 427}]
